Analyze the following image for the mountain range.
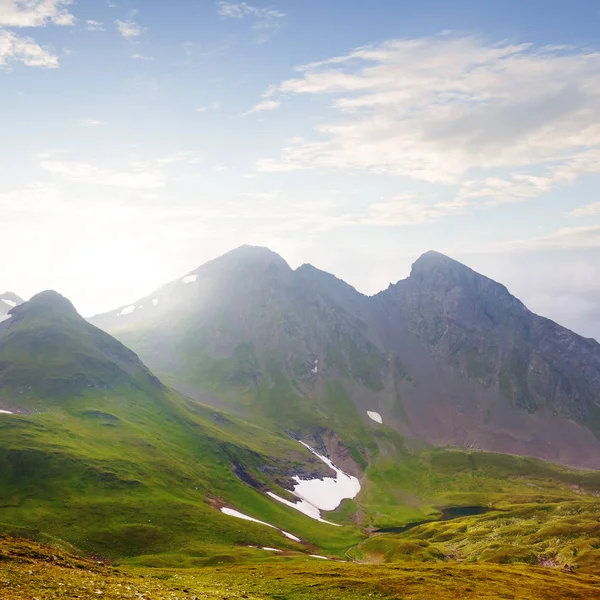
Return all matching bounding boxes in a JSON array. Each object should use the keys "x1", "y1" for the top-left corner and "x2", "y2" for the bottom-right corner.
[
  {"x1": 2, "y1": 247, "x2": 600, "y2": 577},
  {"x1": 90, "y1": 246, "x2": 600, "y2": 469}
]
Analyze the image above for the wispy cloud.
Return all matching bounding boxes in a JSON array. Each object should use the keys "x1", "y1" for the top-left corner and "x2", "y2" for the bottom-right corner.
[
  {"x1": 131, "y1": 52, "x2": 152, "y2": 60},
  {"x1": 243, "y1": 98, "x2": 280, "y2": 115},
  {"x1": 85, "y1": 19, "x2": 104, "y2": 31},
  {"x1": 217, "y1": 1, "x2": 284, "y2": 41},
  {"x1": 0, "y1": 30, "x2": 59, "y2": 68},
  {"x1": 116, "y1": 19, "x2": 145, "y2": 39},
  {"x1": 569, "y1": 202, "x2": 600, "y2": 218},
  {"x1": 0, "y1": 0, "x2": 74, "y2": 27},
  {"x1": 255, "y1": 34, "x2": 600, "y2": 212},
  {"x1": 40, "y1": 159, "x2": 165, "y2": 189},
  {"x1": 493, "y1": 226, "x2": 600, "y2": 252},
  {"x1": 39, "y1": 151, "x2": 203, "y2": 190}
]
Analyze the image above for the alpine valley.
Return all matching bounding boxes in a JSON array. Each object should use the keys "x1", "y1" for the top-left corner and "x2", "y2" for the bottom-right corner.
[{"x1": 2, "y1": 247, "x2": 600, "y2": 600}]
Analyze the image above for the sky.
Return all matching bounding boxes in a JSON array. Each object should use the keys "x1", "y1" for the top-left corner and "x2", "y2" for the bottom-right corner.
[{"x1": 1, "y1": 0, "x2": 600, "y2": 340}]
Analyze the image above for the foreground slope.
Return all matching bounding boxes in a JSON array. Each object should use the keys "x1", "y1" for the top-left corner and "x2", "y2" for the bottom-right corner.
[
  {"x1": 0, "y1": 291, "x2": 361, "y2": 559},
  {"x1": 91, "y1": 246, "x2": 600, "y2": 468},
  {"x1": 2, "y1": 534, "x2": 600, "y2": 600}
]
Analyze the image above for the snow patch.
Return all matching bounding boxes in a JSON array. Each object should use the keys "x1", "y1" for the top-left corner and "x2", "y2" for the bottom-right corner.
[
  {"x1": 281, "y1": 531, "x2": 301, "y2": 542},
  {"x1": 118, "y1": 305, "x2": 136, "y2": 316},
  {"x1": 267, "y1": 492, "x2": 338, "y2": 525},
  {"x1": 261, "y1": 547, "x2": 282, "y2": 552},
  {"x1": 0, "y1": 314, "x2": 11, "y2": 323},
  {"x1": 309, "y1": 555, "x2": 329, "y2": 560},
  {"x1": 220, "y1": 507, "x2": 302, "y2": 542},
  {"x1": 311, "y1": 359, "x2": 319, "y2": 374},
  {"x1": 267, "y1": 441, "x2": 361, "y2": 525},
  {"x1": 181, "y1": 274, "x2": 197, "y2": 284},
  {"x1": 367, "y1": 411, "x2": 383, "y2": 424},
  {"x1": 220, "y1": 507, "x2": 276, "y2": 530},
  {"x1": 2, "y1": 299, "x2": 16, "y2": 308},
  {"x1": 0, "y1": 409, "x2": 13, "y2": 414},
  {"x1": 152, "y1": 298, "x2": 159, "y2": 306}
]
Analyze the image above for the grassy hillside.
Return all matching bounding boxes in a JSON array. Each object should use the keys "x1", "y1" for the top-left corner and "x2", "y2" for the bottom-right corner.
[
  {"x1": 2, "y1": 534, "x2": 600, "y2": 600},
  {"x1": 0, "y1": 387, "x2": 368, "y2": 560}
]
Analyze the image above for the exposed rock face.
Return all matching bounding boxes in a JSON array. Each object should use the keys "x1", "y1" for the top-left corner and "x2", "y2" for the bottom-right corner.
[
  {"x1": 377, "y1": 251, "x2": 600, "y2": 422},
  {"x1": 90, "y1": 246, "x2": 600, "y2": 468}
]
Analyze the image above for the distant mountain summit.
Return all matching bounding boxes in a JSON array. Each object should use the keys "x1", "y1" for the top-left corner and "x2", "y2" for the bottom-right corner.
[
  {"x1": 0, "y1": 290, "x2": 161, "y2": 410},
  {"x1": 0, "y1": 291, "x2": 23, "y2": 322},
  {"x1": 90, "y1": 247, "x2": 600, "y2": 469}
]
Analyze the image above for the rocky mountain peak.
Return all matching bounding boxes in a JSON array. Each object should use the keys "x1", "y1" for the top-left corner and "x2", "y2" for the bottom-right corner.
[
  {"x1": 206, "y1": 245, "x2": 291, "y2": 273},
  {"x1": 408, "y1": 250, "x2": 526, "y2": 315}
]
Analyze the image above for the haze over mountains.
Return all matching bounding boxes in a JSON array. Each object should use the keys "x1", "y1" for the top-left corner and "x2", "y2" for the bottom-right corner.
[
  {"x1": 89, "y1": 245, "x2": 600, "y2": 469},
  {"x1": 3, "y1": 246, "x2": 600, "y2": 582},
  {"x1": 0, "y1": 292, "x2": 23, "y2": 323}
]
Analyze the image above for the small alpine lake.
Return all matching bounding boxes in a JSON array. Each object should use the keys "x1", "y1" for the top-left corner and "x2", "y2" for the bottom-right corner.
[{"x1": 376, "y1": 505, "x2": 497, "y2": 534}]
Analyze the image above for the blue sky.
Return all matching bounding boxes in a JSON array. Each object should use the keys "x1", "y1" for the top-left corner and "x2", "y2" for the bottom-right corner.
[{"x1": 1, "y1": 0, "x2": 600, "y2": 340}]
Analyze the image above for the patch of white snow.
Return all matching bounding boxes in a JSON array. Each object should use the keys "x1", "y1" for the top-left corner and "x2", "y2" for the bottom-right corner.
[
  {"x1": 220, "y1": 507, "x2": 276, "y2": 530},
  {"x1": 261, "y1": 547, "x2": 282, "y2": 552},
  {"x1": 309, "y1": 555, "x2": 329, "y2": 560},
  {"x1": 118, "y1": 305, "x2": 136, "y2": 316},
  {"x1": 266, "y1": 440, "x2": 361, "y2": 525},
  {"x1": 152, "y1": 298, "x2": 159, "y2": 306},
  {"x1": 2, "y1": 299, "x2": 16, "y2": 307},
  {"x1": 367, "y1": 411, "x2": 383, "y2": 424},
  {"x1": 220, "y1": 507, "x2": 302, "y2": 541},
  {"x1": 293, "y1": 441, "x2": 361, "y2": 511},
  {"x1": 267, "y1": 492, "x2": 339, "y2": 526},
  {"x1": 181, "y1": 274, "x2": 197, "y2": 284},
  {"x1": 0, "y1": 409, "x2": 13, "y2": 414},
  {"x1": 0, "y1": 315, "x2": 11, "y2": 323}
]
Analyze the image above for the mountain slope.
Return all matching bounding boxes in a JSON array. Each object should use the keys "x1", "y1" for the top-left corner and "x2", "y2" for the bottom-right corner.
[
  {"x1": 0, "y1": 290, "x2": 359, "y2": 559},
  {"x1": 90, "y1": 246, "x2": 600, "y2": 469}
]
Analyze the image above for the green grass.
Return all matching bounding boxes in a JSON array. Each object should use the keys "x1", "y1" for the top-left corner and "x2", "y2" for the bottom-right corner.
[
  {"x1": 2, "y1": 534, "x2": 600, "y2": 600},
  {"x1": 350, "y1": 500, "x2": 600, "y2": 575},
  {"x1": 0, "y1": 385, "x2": 365, "y2": 560}
]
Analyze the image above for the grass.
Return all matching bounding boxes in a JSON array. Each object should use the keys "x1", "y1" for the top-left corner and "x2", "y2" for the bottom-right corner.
[
  {"x1": 350, "y1": 500, "x2": 600, "y2": 575},
  {"x1": 2, "y1": 534, "x2": 600, "y2": 600}
]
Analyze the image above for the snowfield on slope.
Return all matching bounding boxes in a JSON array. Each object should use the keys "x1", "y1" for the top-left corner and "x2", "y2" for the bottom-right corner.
[
  {"x1": 220, "y1": 507, "x2": 300, "y2": 542},
  {"x1": 267, "y1": 440, "x2": 361, "y2": 525}
]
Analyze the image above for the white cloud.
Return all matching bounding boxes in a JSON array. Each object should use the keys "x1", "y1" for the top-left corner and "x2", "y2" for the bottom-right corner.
[
  {"x1": 40, "y1": 159, "x2": 166, "y2": 189},
  {"x1": 0, "y1": 29, "x2": 59, "y2": 68},
  {"x1": 493, "y1": 226, "x2": 600, "y2": 252},
  {"x1": 116, "y1": 19, "x2": 144, "y2": 38},
  {"x1": 217, "y1": 1, "x2": 284, "y2": 40},
  {"x1": 132, "y1": 52, "x2": 152, "y2": 60},
  {"x1": 78, "y1": 118, "x2": 104, "y2": 127},
  {"x1": 356, "y1": 196, "x2": 468, "y2": 227},
  {"x1": 38, "y1": 151, "x2": 203, "y2": 190},
  {"x1": 243, "y1": 99, "x2": 280, "y2": 115},
  {"x1": 217, "y1": 1, "x2": 283, "y2": 20},
  {"x1": 0, "y1": 0, "x2": 74, "y2": 27},
  {"x1": 256, "y1": 34, "x2": 600, "y2": 196},
  {"x1": 569, "y1": 202, "x2": 600, "y2": 218},
  {"x1": 86, "y1": 19, "x2": 104, "y2": 31}
]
